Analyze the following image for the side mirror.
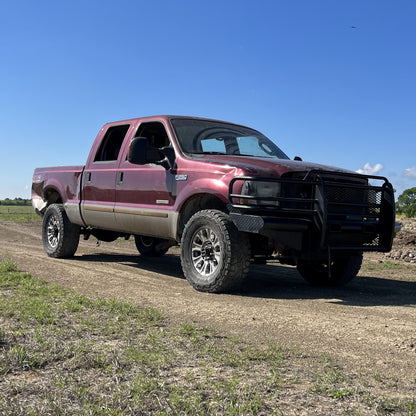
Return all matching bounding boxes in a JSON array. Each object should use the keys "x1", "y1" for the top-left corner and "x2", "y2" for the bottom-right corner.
[
  {"x1": 294, "y1": 156, "x2": 303, "y2": 161},
  {"x1": 128, "y1": 137, "x2": 163, "y2": 165}
]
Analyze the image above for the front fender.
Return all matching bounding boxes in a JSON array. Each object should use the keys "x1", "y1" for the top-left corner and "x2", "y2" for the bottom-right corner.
[{"x1": 174, "y1": 176, "x2": 229, "y2": 212}]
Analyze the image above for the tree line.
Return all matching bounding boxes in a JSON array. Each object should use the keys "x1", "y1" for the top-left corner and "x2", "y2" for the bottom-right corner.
[{"x1": 0, "y1": 198, "x2": 31, "y2": 206}]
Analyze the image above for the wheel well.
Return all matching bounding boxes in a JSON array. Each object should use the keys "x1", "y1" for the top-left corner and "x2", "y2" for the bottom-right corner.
[
  {"x1": 177, "y1": 194, "x2": 226, "y2": 239},
  {"x1": 44, "y1": 189, "x2": 62, "y2": 207}
]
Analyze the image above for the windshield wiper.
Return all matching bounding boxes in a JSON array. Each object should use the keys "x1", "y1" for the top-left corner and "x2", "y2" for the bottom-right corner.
[{"x1": 192, "y1": 151, "x2": 227, "y2": 155}]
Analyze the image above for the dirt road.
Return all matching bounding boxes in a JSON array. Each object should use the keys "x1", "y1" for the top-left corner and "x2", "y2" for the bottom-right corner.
[{"x1": 1, "y1": 220, "x2": 415, "y2": 381}]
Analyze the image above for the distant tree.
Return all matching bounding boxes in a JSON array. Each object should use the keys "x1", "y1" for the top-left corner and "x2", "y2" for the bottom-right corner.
[{"x1": 396, "y1": 187, "x2": 416, "y2": 218}]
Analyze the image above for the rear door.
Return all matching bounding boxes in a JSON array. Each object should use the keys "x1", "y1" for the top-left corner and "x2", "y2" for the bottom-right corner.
[{"x1": 81, "y1": 124, "x2": 132, "y2": 230}]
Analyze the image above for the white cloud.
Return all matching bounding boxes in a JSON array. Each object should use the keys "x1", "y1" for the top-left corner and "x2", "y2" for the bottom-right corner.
[
  {"x1": 403, "y1": 166, "x2": 416, "y2": 179},
  {"x1": 356, "y1": 162, "x2": 384, "y2": 175}
]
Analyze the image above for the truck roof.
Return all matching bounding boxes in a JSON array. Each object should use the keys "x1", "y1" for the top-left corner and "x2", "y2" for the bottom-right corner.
[{"x1": 101, "y1": 115, "x2": 254, "y2": 130}]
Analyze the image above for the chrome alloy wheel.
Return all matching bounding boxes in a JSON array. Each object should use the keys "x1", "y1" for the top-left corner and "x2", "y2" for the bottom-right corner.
[
  {"x1": 46, "y1": 215, "x2": 60, "y2": 248},
  {"x1": 191, "y1": 227, "x2": 222, "y2": 277}
]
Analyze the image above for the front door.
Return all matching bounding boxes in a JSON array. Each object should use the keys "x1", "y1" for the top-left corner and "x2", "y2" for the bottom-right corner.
[{"x1": 114, "y1": 121, "x2": 177, "y2": 238}]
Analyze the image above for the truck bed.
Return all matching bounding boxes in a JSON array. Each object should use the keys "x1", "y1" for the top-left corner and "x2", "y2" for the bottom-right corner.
[{"x1": 32, "y1": 165, "x2": 85, "y2": 213}]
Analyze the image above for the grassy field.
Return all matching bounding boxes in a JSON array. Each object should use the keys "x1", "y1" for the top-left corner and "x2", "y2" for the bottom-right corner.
[
  {"x1": 0, "y1": 258, "x2": 415, "y2": 415},
  {"x1": 0, "y1": 205, "x2": 40, "y2": 222}
]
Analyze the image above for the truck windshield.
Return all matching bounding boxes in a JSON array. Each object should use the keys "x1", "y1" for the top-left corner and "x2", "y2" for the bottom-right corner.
[{"x1": 170, "y1": 118, "x2": 289, "y2": 159}]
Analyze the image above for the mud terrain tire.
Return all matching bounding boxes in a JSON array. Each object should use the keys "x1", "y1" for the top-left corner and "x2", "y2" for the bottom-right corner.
[
  {"x1": 181, "y1": 209, "x2": 250, "y2": 293},
  {"x1": 297, "y1": 253, "x2": 363, "y2": 286},
  {"x1": 42, "y1": 204, "x2": 80, "y2": 258}
]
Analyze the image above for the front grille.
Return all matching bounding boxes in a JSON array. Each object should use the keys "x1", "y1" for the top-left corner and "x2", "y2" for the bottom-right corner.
[
  {"x1": 324, "y1": 180, "x2": 391, "y2": 249},
  {"x1": 326, "y1": 183, "x2": 380, "y2": 216}
]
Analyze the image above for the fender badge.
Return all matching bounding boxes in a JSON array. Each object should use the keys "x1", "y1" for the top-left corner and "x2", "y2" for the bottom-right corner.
[{"x1": 175, "y1": 174, "x2": 188, "y2": 181}]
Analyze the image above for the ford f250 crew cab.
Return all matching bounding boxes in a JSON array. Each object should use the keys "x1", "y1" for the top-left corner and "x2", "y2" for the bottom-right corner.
[{"x1": 32, "y1": 115, "x2": 396, "y2": 292}]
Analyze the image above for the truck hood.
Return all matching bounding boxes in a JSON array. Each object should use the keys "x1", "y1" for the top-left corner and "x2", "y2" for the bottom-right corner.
[{"x1": 195, "y1": 155, "x2": 354, "y2": 177}]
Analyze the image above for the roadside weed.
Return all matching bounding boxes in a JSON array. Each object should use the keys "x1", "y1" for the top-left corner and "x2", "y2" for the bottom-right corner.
[
  {"x1": 0, "y1": 257, "x2": 19, "y2": 273},
  {"x1": 309, "y1": 355, "x2": 354, "y2": 399}
]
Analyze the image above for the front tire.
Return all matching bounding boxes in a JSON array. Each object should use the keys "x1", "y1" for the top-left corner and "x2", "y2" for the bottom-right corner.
[
  {"x1": 42, "y1": 204, "x2": 80, "y2": 258},
  {"x1": 180, "y1": 209, "x2": 250, "y2": 293},
  {"x1": 297, "y1": 253, "x2": 363, "y2": 286}
]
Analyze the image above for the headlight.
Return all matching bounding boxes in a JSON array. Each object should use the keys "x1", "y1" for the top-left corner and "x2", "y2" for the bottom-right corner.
[{"x1": 240, "y1": 180, "x2": 281, "y2": 206}]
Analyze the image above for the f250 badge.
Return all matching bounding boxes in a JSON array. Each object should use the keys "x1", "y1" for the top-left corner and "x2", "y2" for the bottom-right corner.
[{"x1": 175, "y1": 174, "x2": 188, "y2": 181}]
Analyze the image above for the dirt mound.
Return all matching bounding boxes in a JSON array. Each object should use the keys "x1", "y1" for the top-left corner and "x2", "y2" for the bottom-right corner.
[{"x1": 385, "y1": 217, "x2": 416, "y2": 263}]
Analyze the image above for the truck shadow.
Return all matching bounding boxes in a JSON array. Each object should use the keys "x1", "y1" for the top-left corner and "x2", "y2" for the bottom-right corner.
[
  {"x1": 73, "y1": 252, "x2": 185, "y2": 279},
  {"x1": 73, "y1": 252, "x2": 415, "y2": 307},
  {"x1": 239, "y1": 263, "x2": 416, "y2": 308}
]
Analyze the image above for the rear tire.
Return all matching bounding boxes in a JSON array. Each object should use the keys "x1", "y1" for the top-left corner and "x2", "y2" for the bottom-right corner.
[
  {"x1": 42, "y1": 204, "x2": 80, "y2": 258},
  {"x1": 180, "y1": 209, "x2": 250, "y2": 293},
  {"x1": 297, "y1": 253, "x2": 363, "y2": 286},
  {"x1": 134, "y1": 235, "x2": 170, "y2": 257}
]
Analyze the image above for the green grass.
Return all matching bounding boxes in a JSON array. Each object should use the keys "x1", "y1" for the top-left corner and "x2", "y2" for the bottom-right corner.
[
  {"x1": 0, "y1": 258, "x2": 415, "y2": 415},
  {"x1": 0, "y1": 205, "x2": 40, "y2": 222},
  {"x1": 0, "y1": 206, "x2": 33, "y2": 214},
  {"x1": 364, "y1": 260, "x2": 416, "y2": 281},
  {"x1": 365, "y1": 260, "x2": 406, "y2": 271}
]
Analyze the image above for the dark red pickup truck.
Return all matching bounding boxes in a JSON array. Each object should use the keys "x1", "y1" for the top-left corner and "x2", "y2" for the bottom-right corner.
[{"x1": 32, "y1": 115, "x2": 396, "y2": 292}]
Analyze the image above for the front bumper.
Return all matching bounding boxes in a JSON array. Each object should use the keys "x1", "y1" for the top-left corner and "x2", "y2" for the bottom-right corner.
[{"x1": 228, "y1": 170, "x2": 395, "y2": 254}]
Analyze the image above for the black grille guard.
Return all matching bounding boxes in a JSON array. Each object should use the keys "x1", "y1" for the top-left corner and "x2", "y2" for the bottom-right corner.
[{"x1": 228, "y1": 170, "x2": 395, "y2": 252}]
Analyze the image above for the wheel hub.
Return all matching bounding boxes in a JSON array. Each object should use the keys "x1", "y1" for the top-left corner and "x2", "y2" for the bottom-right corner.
[
  {"x1": 191, "y1": 227, "x2": 221, "y2": 277},
  {"x1": 201, "y1": 242, "x2": 215, "y2": 260},
  {"x1": 47, "y1": 216, "x2": 60, "y2": 248}
]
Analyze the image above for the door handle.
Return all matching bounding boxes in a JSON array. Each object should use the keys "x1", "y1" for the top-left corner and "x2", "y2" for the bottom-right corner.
[{"x1": 117, "y1": 171, "x2": 124, "y2": 185}]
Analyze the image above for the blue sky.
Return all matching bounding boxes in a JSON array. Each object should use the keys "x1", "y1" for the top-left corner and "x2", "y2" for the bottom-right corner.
[{"x1": 1, "y1": 0, "x2": 415, "y2": 200}]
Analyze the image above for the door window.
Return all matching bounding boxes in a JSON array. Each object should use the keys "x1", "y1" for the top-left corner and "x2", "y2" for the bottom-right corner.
[
  {"x1": 135, "y1": 122, "x2": 170, "y2": 149},
  {"x1": 94, "y1": 125, "x2": 130, "y2": 162}
]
